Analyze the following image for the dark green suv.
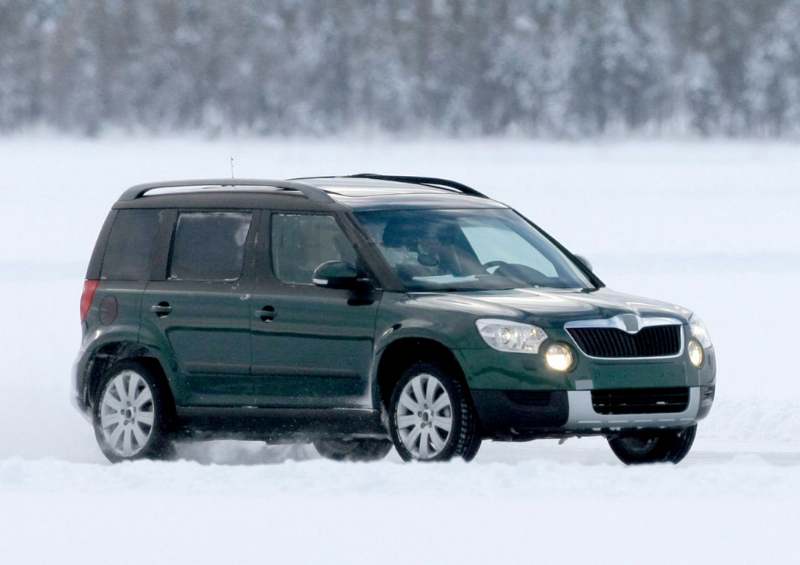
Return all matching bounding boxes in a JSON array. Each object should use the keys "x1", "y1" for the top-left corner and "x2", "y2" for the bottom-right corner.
[{"x1": 72, "y1": 175, "x2": 715, "y2": 464}]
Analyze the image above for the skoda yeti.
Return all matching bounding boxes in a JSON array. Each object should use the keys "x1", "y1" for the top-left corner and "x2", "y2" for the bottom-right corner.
[{"x1": 72, "y1": 175, "x2": 716, "y2": 464}]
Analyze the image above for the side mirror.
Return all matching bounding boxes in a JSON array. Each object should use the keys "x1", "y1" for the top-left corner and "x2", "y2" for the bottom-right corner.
[
  {"x1": 574, "y1": 254, "x2": 593, "y2": 273},
  {"x1": 313, "y1": 261, "x2": 360, "y2": 289}
]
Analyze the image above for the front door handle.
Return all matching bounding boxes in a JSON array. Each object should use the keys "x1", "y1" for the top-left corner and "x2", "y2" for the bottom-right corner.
[
  {"x1": 151, "y1": 302, "x2": 172, "y2": 317},
  {"x1": 256, "y1": 305, "x2": 276, "y2": 322}
]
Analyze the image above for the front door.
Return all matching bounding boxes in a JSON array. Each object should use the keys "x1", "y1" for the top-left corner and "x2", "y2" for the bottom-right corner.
[
  {"x1": 141, "y1": 210, "x2": 257, "y2": 406},
  {"x1": 250, "y1": 212, "x2": 380, "y2": 408}
]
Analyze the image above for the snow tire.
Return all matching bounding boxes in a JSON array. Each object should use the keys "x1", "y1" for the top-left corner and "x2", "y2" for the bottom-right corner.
[
  {"x1": 93, "y1": 360, "x2": 173, "y2": 463},
  {"x1": 388, "y1": 361, "x2": 480, "y2": 462},
  {"x1": 608, "y1": 424, "x2": 697, "y2": 465}
]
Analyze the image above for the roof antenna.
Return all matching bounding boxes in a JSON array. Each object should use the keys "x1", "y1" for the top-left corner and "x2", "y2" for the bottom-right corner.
[{"x1": 230, "y1": 156, "x2": 235, "y2": 179}]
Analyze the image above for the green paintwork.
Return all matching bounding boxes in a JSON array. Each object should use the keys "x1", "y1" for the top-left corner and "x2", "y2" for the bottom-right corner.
[
  {"x1": 140, "y1": 280, "x2": 253, "y2": 406},
  {"x1": 74, "y1": 185, "x2": 716, "y2": 439},
  {"x1": 249, "y1": 285, "x2": 380, "y2": 407},
  {"x1": 81, "y1": 272, "x2": 715, "y2": 416},
  {"x1": 83, "y1": 281, "x2": 147, "y2": 354},
  {"x1": 372, "y1": 288, "x2": 715, "y2": 394}
]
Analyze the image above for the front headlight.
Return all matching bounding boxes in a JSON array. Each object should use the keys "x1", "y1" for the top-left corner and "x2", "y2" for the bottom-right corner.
[
  {"x1": 689, "y1": 315, "x2": 713, "y2": 349},
  {"x1": 475, "y1": 319, "x2": 548, "y2": 354}
]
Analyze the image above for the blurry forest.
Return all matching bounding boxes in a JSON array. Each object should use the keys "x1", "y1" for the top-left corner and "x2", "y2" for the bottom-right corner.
[{"x1": 3, "y1": 0, "x2": 800, "y2": 137}]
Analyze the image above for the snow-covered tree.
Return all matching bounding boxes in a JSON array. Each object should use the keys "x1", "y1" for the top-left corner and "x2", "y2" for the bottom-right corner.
[{"x1": 1, "y1": 0, "x2": 800, "y2": 137}]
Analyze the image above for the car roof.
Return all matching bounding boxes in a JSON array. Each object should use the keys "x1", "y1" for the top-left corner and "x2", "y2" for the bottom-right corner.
[{"x1": 113, "y1": 176, "x2": 508, "y2": 212}]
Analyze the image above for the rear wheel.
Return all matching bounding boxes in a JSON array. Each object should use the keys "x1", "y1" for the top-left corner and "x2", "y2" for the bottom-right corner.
[
  {"x1": 607, "y1": 425, "x2": 697, "y2": 465},
  {"x1": 313, "y1": 438, "x2": 393, "y2": 462},
  {"x1": 93, "y1": 360, "x2": 173, "y2": 463},
  {"x1": 388, "y1": 361, "x2": 480, "y2": 462}
]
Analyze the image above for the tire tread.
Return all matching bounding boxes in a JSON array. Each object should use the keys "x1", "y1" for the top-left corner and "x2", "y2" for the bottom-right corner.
[{"x1": 608, "y1": 424, "x2": 697, "y2": 465}]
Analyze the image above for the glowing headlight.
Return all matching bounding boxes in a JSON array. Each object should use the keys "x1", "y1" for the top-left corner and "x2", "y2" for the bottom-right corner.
[
  {"x1": 475, "y1": 319, "x2": 548, "y2": 354},
  {"x1": 689, "y1": 315, "x2": 712, "y2": 349},
  {"x1": 688, "y1": 339, "x2": 704, "y2": 367},
  {"x1": 545, "y1": 343, "x2": 575, "y2": 372}
]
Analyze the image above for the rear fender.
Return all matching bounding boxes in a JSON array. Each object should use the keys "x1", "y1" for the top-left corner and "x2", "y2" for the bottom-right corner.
[{"x1": 78, "y1": 329, "x2": 180, "y2": 411}]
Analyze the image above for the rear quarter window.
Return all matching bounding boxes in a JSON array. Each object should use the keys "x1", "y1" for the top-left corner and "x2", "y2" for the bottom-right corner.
[
  {"x1": 169, "y1": 212, "x2": 252, "y2": 281},
  {"x1": 101, "y1": 209, "x2": 162, "y2": 281}
]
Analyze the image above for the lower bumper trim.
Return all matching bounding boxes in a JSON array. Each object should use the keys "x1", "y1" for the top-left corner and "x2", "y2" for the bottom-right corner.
[
  {"x1": 472, "y1": 386, "x2": 711, "y2": 439},
  {"x1": 564, "y1": 387, "x2": 701, "y2": 430}
]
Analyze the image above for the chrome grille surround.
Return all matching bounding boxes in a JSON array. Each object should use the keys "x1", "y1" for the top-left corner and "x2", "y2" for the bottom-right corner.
[{"x1": 564, "y1": 315, "x2": 684, "y2": 360}]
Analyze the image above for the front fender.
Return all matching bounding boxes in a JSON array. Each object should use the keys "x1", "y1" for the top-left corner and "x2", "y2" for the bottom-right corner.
[{"x1": 369, "y1": 293, "x2": 488, "y2": 410}]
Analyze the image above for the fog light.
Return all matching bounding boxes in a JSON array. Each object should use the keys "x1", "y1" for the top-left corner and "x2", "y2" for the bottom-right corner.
[
  {"x1": 688, "y1": 339, "x2": 704, "y2": 367},
  {"x1": 545, "y1": 343, "x2": 574, "y2": 372}
]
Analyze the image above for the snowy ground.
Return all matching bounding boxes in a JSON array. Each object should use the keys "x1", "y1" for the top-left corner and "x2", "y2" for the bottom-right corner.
[{"x1": 1, "y1": 137, "x2": 799, "y2": 563}]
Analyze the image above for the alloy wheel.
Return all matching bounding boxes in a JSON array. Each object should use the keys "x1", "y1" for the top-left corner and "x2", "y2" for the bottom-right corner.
[
  {"x1": 395, "y1": 373, "x2": 453, "y2": 460},
  {"x1": 99, "y1": 370, "x2": 156, "y2": 457}
]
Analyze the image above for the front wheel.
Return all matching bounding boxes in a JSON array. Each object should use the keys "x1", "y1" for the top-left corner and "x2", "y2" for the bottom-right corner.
[
  {"x1": 313, "y1": 438, "x2": 393, "y2": 462},
  {"x1": 93, "y1": 360, "x2": 173, "y2": 463},
  {"x1": 388, "y1": 362, "x2": 481, "y2": 462},
  {"x1": 607, "y1": 425, "x2": 697, "y2": 465}
]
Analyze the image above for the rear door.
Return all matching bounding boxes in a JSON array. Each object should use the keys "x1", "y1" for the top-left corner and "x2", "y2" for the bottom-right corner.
[
  {"x1": 141, "y1": 209, "x2": 258, "y2": 407},
  {"x1": 249, "y1": 212, "x2": 380, "y2": 408}
]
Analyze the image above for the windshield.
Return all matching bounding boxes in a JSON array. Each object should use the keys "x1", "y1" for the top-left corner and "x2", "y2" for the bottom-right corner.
[{"x1": 354, "y1": 208, "x2": 593, "y2": 292}]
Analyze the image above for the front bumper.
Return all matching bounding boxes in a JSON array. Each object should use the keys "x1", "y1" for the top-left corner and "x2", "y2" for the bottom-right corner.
[{"x1": 472, "y1": 385, "x2": 715, "y2": 439}]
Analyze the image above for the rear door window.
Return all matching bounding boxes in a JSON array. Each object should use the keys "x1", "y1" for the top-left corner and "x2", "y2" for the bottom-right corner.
[
  {"x1": 101, "y1": 209, "x2": 161, "y2": 281},
  {"x1": 169, "y1": 212, "x2": 252, "y2": 281}
]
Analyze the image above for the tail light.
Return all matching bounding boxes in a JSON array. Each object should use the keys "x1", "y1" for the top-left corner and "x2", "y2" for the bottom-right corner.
[{"x1": 80, "y1": 280, "x2": 100, "y2": 322}]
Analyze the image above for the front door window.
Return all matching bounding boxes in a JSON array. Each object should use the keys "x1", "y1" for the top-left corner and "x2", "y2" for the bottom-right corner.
[{"x1": 271, "y1": 214, "x2": 358, "y2": 284}]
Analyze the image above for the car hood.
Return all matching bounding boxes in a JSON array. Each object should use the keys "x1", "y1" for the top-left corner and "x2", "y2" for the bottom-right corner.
[{"x1": 405, "y1": 287, "x2": 691, "y2": 329}]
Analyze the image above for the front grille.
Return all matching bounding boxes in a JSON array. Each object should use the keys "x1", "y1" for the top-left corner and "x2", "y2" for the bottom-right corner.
[
  {"x1": 567, "y1": 325, "x2": 681, "y2": 358},
  {"x1": 505, "y1": 391, "x2": 552, "y2": 407},
  {"x1": 591, "y1": 387, "x2": 689, "y2": 415}
]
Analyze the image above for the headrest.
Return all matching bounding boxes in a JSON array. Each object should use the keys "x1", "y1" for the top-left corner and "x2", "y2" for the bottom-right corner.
[{"x1": 381, "y1": 217, "x2": 421, "y2": 248}]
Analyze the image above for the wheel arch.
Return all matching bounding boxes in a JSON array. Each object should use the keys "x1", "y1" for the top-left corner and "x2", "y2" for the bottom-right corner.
[
  {"x1": 372, "y1": 336, "x2": 469, "y2": 411},
  {"x1": 85, "y1": 341, "x2": 178, "y2": 425}
]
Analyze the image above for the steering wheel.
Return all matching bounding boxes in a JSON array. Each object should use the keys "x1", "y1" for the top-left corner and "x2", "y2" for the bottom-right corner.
[
  {"x1": 482, "y1": 260, "x2": 508, "y2": 273},
  {"x1": 491, "y1": 262, "x2": 554, "y2": 286}
]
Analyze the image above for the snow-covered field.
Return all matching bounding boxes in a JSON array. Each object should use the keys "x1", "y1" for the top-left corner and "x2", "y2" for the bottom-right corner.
[{"x1": 1, "y1": 137, "x2": 799, "y2": 563}]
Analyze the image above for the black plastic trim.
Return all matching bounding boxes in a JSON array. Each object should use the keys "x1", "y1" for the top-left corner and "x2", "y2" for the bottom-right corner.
[
  {"x1": 175, "y1": 406, "x2": 387, "y2": 441},
  {"x1": 471, "y1": 390, "x2": 569, "y2": 438},
  {"x1": 590, "y1": 387, "x2": 690, "y2": 415},
  {"x1": 696, "y1": 385, "x2": 716, "y2": 420},
  {"x1": 149, "y1": 209, "x2": 178, "y2": 282}
]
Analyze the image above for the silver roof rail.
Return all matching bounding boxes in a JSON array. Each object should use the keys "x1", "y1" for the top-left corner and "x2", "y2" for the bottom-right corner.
[
  {"x1": 118, "y1": 178, "x2": 335, "y2": 203},
  {"x1": 346, "y1": 174, "x2": 488, "y2": 198}
]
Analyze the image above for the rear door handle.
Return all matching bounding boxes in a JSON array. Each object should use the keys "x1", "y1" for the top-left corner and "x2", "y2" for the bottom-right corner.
[
  {"x1": 151, "y1": 302, "x2": 172, "y2": 317},
  {"x1": 256, "y1": 305, "x2": 276, "y2": 322}
]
